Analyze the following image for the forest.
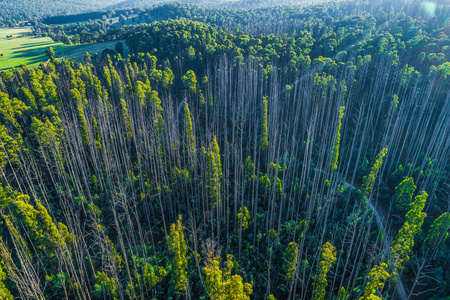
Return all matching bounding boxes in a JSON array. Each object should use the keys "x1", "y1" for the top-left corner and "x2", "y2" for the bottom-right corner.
[
  {"x1": 0, "y1": 0, "x2": 289, "y2": 26},
  {"x1": 0, "y1": 0, "x2": 449, "y2": 299}
]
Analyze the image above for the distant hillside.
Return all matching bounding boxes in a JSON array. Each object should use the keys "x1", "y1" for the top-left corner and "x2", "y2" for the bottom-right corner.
[
  {"x1": 0, "y1": 0, "x2": 211, "y2": 24},
  {"x1": 0, "y1": 0, "x2": 124, "y2": 23},
  {"x1": 0, "y1": 0, "x2": 315, "y2": 24}
]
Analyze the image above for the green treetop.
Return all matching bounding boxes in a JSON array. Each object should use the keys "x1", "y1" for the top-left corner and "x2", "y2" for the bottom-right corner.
[
  {"x1": 0, "y1": 265, "x2": 13, "y2": 300},
  {"x1": 30, "y1": 117, "x2": 61, "y2": 151},
  {"x1": 424, "y1": 212, "x2": 450, "y2": 249},
  {"x1": 0, "y1": 92, "x2": 30, "y2": 129},
  {"x1": 120, "y1": 98, "x2": 133, "y2": 138},
  {"x1": 362, "y1": 148, "x2": 388, "y2": 197},
  {"x1": 283, "y1": 242, "x2": 298, "y2": 280},
  {"x1": 330, "y1": 106, "x2": 345, "y2": 171},
  {"x1": 359, "y1": 263, "x2": 390, "y2": 300},
  {"x1": 203, "y1": 254, "x2": 252, "y2": 300},
  {"x1": 393, "y1": 177, "x2": 416, "y2": 211},
  {"x1": 390, "y1": 191, "x2": 427, "y2": 279},
  {"x1": 182, "y1": 102, "x2": 195, "y2": 161},
  {"x1": 162, "y1": 67, "x2": 175, "y2": 88},
  {"x1": 168, "y1": 215, "x2": 189, "y2": 294},
  {"x1": 312, "y1": 242, "x2": 336, "y2": 300},
  {"x1": 0, "y1": 125, "x2": 22, "y2": 168},
  {"x1": 46, "y1": 46, "x2": 55, "y2": 60},
  {"x1": 261, "y1": 96, "x2": 269, "y2": 150},
  {"x1": 94, "y1": 271, "x2": 119, "y2": 300},
  {"x1": 70, "y1": 88, "x2": 89, "y2": 145},
  {"x1": 182, "y1": 70, "x2": 197, "y2": 94},
  {"x1": 237, "y1": 206, "x2": 250, "y2": 231},
  {"x1": 207, "y1": 136, "x2": 222, "y2": 208}
]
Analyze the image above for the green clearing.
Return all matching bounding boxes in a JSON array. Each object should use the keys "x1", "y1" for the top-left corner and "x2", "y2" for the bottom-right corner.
[
  {"x1": 60, "y1": 40, "x2": 128, "y2": 62},
  {"x1": 0, "y1": 27, "x2": 127, "y2": 70},
  {"x1": 0, "y1": 27, "x2": 32, "y2": 39},
  {"x1": 0, "y1": 29, "x2": 67, "y2": 70}
]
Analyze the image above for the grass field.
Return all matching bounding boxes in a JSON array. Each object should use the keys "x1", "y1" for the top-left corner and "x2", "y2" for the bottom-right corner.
[
  {"x1": 0, "y1": 27, "x2": 32, "y2": 39},
  {"x1": 0, "y1": 27, "x2": 128, "y2": 71},
  {"x1": 0, "y1": 28, "x2": 67, "y2": 70}
]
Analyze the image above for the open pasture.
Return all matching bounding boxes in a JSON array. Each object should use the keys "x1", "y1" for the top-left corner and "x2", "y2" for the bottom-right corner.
[
  {"x1": 0, "y1": 27, "x2": 126, "y2": 70},
  {"x1": 0, "y1": 29, "x2": 67, "y2": 70}
]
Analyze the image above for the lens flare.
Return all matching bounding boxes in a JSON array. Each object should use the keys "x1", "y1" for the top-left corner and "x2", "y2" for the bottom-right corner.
[{"x1": 422, "y1": 1, "x2": 437, "y2": 17}]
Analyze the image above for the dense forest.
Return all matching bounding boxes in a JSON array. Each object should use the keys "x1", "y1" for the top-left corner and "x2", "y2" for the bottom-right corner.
[
  {"x1": 0, "y1": 0, "x2": 296, "y2": 26},
  {"x1": 0, "y1": 0, "x2": 449, "y2": 299}
]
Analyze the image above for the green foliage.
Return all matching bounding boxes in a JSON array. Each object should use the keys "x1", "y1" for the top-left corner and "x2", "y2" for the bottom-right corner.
[
  {"x1": 0, "y1": 183, "x2": 72, "y2": 260},
  {"x1": 46, "y1": 272, "x2": 67, "y2": 291},
  {"x1": 162, "y1": 67, "x2": 175, "y2": 88},
  {"x1": 150, "y1": 68, "x2": 162, "y2": 83},
  {"x1": 437, "y1": 62, "x2": 450, "y2": 79},
  {"x1": 92, "y1": 117, "x2": 102, "y2": 150},
  {"x1": 269, "y1": 228, "x2": 277, "y2": 240},
  {"x1": 182, "y1": 70, "x2": 197, "y2": 94},
  {"x1": 46, "y1": 46, "x2": 55, "y2": 60},
  {"x1": 115, "y1": 42, "x2": 124, "y2": 56},
  {"x1": 338, "y1": 286, "x2": 346, "y2": 300},
  {"x1": 0, "y1": 266, "x2": 13, "y2": 300},
  {"x1": 237, "y1": 206, "x2": 250, "y2": 230},
  {"x1": 400, "y1": 64, "x2": 420, "y2": 84},
  {"x1": 120, "y1": 98, "x2": 133, "y2": 138},
  {"x1": 203, "y1": 254, "x2": 252, "y2": 300},
  {"x1": 36, "y1": 201, "x2": 66, "y2": 247},
  {"x1": 0, "y1": 125, "x2": 22, "y2": 168},
  {"x1": 359, "y1": 263, "x2": 390, "y2": 300},
  {"x1": 188, "y1": 46, "x2": 196, "y2": 60},
  {"x1": 70, "y1": 88, "x2": 89, "y2": 145},
  {"x1": 172, "y1": 167, "x2": 191, "y2": 186},
  {"x1": 127, "y1": 262, "x2": 167, "y2": 296},
  {"x1": 110, "y1": 64, "x2": 124, "y2": 99},
  {"x1": 261, "y1": 96, "x2": 269, "y2": 150},
  {"x1": 330, "y1": 106, "x2": 345, "y2": 171},
  {"x1": 362, "y1": 148, "x2": 388, "y2": 197},
  {"x1": 314, "y1": 73, "x2": 337, "y2": 95},
  {"x1": 390, "y1": 191, "x2": 427, "y2": 279},
  {"x1": 207, "y1": 136, "x2": 222, "y2": 207},
  {"x1": 393, "y1": 177, "x2": 416, "y2": 211},
  {"x1": 424, "y1": 212, "x2": 450, "y2": 249},
  {"x1": 0, "y1": 92, "x2": 29, "y2": 129},
  {"x1": 168, "y1": 215, "x2": 189, "y2": 293},
  {"x1": 30, "y1": 117, "x2": 61, "y2": 151},
  {"x1": 94, "y1": 271, "x2": 119, "y2": 300},
  {"x1": 135, "y1": 81, "x2": 147, "y2": 107},
  {"x1": 392, "y1": 94, "x2": 399, "y2": 109},
  {"x1": 21, "y1": 87, "x2": 37, "y2": 110},
  {"x1": 283, "y1": 242, "x2": 298, "y2": 280},
  {"x1": 182, "y1": 102, "x2": 195, "y2": 160},
  {"x1": 145, "y1": 264, "x2": 167, "y2": 288},
  {"x1": 244, "y1": 156, "x2": 255, "y2": 181},
  {"x1": 204, "y1": 254, "x2": 223, "y2": 299},
  {"x1": 311, "y1": 242, "x2": 336, "y2": 300}
]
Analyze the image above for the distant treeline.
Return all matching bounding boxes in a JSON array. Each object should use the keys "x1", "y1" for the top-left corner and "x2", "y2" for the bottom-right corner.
[
  {"x1": 42, "y1": 12, "x2": 108, "y2": 25},
  {"x1": 41, "y1": 8, "x2": 142, "y2": 25}
]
